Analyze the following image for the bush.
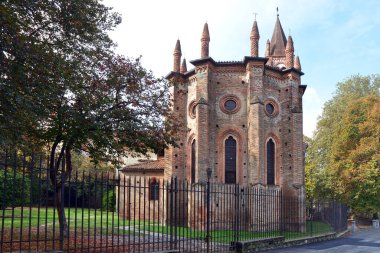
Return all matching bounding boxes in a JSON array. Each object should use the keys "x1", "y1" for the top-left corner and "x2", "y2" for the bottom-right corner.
[
  {"x1": 102, "y1": 189, "x2": 116, "y2": 212},
  {"x1": 0, "y1": 170, "x2": 31, "y2": 208}
]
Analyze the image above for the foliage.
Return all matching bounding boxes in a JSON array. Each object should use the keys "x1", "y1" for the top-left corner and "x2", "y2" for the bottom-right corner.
[
  {"x1": 1, "y1": 0, "x2": 178, "y2": 234},
  {"x1": 0, "y1": 170, "x2": 31, "y2": 207},
  {"x1": 102, "y1": 189, "x2": 116, "y2": 212},
  {"x1": 71, "y1": 150, "x2": 114, "y2": 173},
  {"x1": 306, "y1": 74, "x2": 380, "y2": 215},
  {"x1": 1, "y1": 0, "x2": 178, "y2": 166}
]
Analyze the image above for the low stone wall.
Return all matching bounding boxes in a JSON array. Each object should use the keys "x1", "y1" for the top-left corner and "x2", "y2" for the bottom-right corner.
[{"x1": 235, "y1": 236, "x2": 285, "y2": 253}]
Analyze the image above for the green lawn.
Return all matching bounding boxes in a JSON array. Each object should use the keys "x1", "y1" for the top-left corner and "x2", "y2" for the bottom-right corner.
[
  {"x1": 140, "y1": 220, "x2": 333, "y2": 243},
  {"x1": 0, "y1": 207, "x2": 144, "y2": 236},
  {"x1": 1, "y1": 207, "x2": 333, "y2": 243}
]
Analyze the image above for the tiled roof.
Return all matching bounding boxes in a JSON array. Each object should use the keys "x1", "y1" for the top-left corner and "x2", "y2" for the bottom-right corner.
[{"x1": 121, "y1": 159, "x2": 166, "y2": 172}]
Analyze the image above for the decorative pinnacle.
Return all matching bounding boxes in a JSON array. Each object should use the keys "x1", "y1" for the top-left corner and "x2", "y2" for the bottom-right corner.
[
  {"x1": 294, "y1": 55, "x2": 301, "y2": 70},
  {"x1": 173, "y1": 39, "x2": 182, "y2": 72},
  {"x1": 286, "y1": 35, "x2": 294, "y2": 51},
  {"x1": 251, "y1": 20, "x2": 260, "y2": 38},
  {"x1": 250, "y1": 18, "x2": 260, "y2": 57},
  {"x1": 201, "y1": 23, "x2": 210, "y2": 41},
  {"x1": 265, "y1": 39, "x2": 271, "y2": 57},
  {"x1": 201, "y1": 23, "x2": 210, "y2": 58},
  {"x1": 180, "y1": 58, "x2": 187, "y2": 73},
  {"x1": 174, "y1": 39, "x2": 182, "y2": 55}
]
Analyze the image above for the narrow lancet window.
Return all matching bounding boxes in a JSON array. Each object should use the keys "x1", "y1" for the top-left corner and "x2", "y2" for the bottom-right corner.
[
  {"x1": 191, "y1": 140, "x2": 196, "y2": 183},
  {"x1": 225, "y1": 136, "x2": 237, "y2": 184},
  {"x1": 267, "y1": 139, "x2": 275, "y2": 185}
]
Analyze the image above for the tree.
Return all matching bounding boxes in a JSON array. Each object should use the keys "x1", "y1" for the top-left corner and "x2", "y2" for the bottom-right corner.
[
  {"x1": 331, "y1": 95, "x2": 380, "y2": 214},
  {"x1": 1, "y1": 1, "x2": 178, "y2": 235},
  {"x1": 306, "y1": 74, "x2": 380, "y2": 216}
]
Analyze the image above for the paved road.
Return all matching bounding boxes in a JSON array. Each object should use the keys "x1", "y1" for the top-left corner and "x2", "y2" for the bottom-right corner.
[{"x1": 270, "y1": 229, "x2": 380, "y2": 253}]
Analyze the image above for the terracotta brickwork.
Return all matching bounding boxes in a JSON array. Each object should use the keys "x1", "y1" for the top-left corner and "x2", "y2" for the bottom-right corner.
[
  {"x1": 120, "y1": 14, "x2": 307, "y2": 231},
  {"x1": 165, "y1": 15, "x2": 306, "y2": 199}
]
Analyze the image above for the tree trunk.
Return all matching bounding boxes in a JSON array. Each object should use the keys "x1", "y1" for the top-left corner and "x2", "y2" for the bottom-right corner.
[
  {"x1": 56, "y1": 187, "x2": 69, "y2": 237},
  {"x1": 49, "y1": 138, "x2": 73, "y2": 238}
]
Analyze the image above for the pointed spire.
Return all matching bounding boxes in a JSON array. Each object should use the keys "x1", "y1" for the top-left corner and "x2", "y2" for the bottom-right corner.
[
  {"x1": 270, "y1": 15, "x2": 287, "y2": 56},
  {"x1": 201, "y1": 23, "x2": 210, "y2": 58},
  {"x1": 294, "y1": 55, "x2": 301, "y2": 70},
  {"x1": 180, "y1": 58, "x2": 187, "y2": 74},
  {"x1": 285, "y1": 35, "x2": 294, "y2": 68},
  {"x1": 173, "y1": 39, "x2": 182, "y2": 72},
  {"x1": 250, "y1": 20, "x2": 260, "y2": 57},
  {"x1": 265, "y1": 39, "x2": 271, "y2": 57}
]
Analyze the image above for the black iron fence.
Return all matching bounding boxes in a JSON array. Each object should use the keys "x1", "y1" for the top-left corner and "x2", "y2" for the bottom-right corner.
[{"x1": 0, "y1": 152, "x2": 348, "y2": 252}]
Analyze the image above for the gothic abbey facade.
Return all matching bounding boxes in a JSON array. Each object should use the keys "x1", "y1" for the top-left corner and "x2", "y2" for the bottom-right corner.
[
  {"x1": 163, "y1": 15, "x2": 306, "y2": 198},
  {"x1": 119, "y1": 14, "x2": 307, "y2": 230}
]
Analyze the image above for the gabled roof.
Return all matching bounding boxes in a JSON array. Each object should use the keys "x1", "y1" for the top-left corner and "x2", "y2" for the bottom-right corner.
[{"x1": 121, "y1": 159, "x2": 166, "y2": 173}]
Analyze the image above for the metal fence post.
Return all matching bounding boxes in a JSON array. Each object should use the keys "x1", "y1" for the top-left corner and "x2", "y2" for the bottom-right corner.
[
  {"x1": 174, "y1": 177, "x2": 178, "y2": 249},
  {"x1": 234, "y1": 183, "x2": 240, "y2": 248},
  {"x1": 310, "y1": 198, "x2": 314, "y2": 236},
  {"x1": 206, "y1": 168, "x2": 211, "y2": 253},
  {"x1": 280, "y1": 189, "x2": 284, "y2": 236},
  {"x1": 59, "y1": 155, "x2": 65, "y2": 252},
  {"x1": 169, "y1": 177, "x2": 174, "y2": 249}
]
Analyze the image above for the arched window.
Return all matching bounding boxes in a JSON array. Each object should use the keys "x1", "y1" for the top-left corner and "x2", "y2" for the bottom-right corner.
[
  {"x1": 225, "y1": 136, "x2": 236, "y2": 184},
  {"x1": 191, "y1": 140, "x2": 196, "y2": 183},
  {"x1": 149, "y1": 178, "x2": 159, "y2": 201},
  {"x1": 267, "y1": 139, "x2": 275, "y2": 185}
]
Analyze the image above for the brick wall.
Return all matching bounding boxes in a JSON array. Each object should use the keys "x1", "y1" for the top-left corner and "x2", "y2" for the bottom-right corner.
[{"x1": 168, "y1": 59, "x2": 305, "y2": 201}]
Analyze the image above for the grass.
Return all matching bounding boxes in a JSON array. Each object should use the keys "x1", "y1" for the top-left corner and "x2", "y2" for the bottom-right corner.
[
  {"x1": 1, "y1": 207, "x2": 333, "y2": 244},
  {"x1": 0, "y1": 207, "x2": 143, "y2": 237},
  {"x1": 140, "y1": 220, "x2": 333, "y2": 243}
]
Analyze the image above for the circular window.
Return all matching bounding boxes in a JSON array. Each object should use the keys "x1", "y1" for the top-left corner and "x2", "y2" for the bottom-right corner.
[
  {"x1": 224, "y1": 100, "x2": 237, "y2": 111},
  {"x1": 266, "y1": 103, "x2": 274, "y2": 115},
  {"x1": 219, "y1": 95, "x2": 241, "y2": 114},
  {"x1": 188, "y1": 100, "x2": 197, "y2": 119},
  {"x1": 264, "y1": 100, "x2": 279, "y2": 117}
]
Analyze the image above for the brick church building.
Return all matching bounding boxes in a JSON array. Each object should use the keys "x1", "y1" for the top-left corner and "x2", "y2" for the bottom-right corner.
[
  {"x1": 121, "y1": 14, "x2": 306, "y2": 200},
  {"x1": 163, "y1": 13, "x2": 306, "y2": 196}
]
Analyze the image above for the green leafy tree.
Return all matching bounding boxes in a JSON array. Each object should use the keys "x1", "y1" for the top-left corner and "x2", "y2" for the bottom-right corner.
[
  {"x1": 332, "y1": 95, "x2": 380, "y2": 214},
  {"x1": 1, "y1": 1, "x2": 178, "y2": 235},
  {"x1": 306, "y1": 74, "x2": 380, "y2": 216}
]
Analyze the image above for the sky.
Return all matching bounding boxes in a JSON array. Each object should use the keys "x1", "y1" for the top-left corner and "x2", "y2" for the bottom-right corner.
[{"x1": 104, "y1": 0, "x2": 380, "y2": 137}]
